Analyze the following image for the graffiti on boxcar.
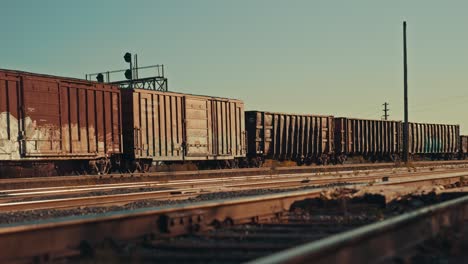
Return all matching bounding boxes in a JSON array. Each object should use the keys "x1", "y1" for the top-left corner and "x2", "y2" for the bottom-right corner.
[
  {"x1": 0, "y1": 112, "x2": 64, "y2": 158},
  {"x1": 424, "y1": 138, "x2": 442, "y2": 153},
  {"x1": 433, "y1": 138, "x2": 441, "y2": 152},
  {"x1": 23, "y1": 115, "x2": 61, "y2": 154}
]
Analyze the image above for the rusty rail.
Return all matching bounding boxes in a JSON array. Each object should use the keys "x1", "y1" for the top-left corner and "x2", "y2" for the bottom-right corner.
[
  {"x1": 0, "y1": 189, "x2": 326, "y2": 262},
  {"x1": 249, "y1": 194, "x2": 468, "y2": 264}
]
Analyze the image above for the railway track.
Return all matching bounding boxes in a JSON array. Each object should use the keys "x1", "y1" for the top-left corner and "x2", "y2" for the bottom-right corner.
[
  {"x1": 1, "y1": 160, "x2": 467, "y2": 190},
  {"x1": 251, "y1": 194, "x2": 468, "y2": 264},
  {"x1": 0, "y1": 161, "x2": 466, "y2": 262},
  {"x1": 0, "y1": 167, "x2": 466, "y2": 213},
  {"x1": 0, "y1": 165, "x2": 456, "y2": 202},
  {"x1": 0, "y1": 161, "x2": 466, "y2": 204},
  {"x1": 0, "y1": 183, "x2": 466, "y2": 263},
  {"x1": 0, "y1": 188, "x2": 328, "y2": 262}
]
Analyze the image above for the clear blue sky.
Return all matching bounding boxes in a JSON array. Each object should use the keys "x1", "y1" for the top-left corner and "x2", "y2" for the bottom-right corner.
[{"x1": 2, "y1": 1, "x2": 468, "y2": 132}]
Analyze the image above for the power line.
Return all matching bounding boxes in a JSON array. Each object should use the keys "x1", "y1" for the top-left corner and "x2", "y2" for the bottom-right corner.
[{"x1": 382, "y1": 102, "x2": 389, "y2": 120}]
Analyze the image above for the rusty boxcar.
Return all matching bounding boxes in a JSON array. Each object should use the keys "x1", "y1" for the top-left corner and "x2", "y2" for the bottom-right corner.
[
  {"x1": 334, "y1": 118, "x2": 402, "y2": 162},
  {"x1": 245, "y1": 111, "x2": 334, "y2": 166},
  {"x1": 120, "y1": 89, "x2": 246, "y2": 171},
  {"x1": 0, "y1": 69, "x2": 122, "y2": 177},
  {"x1": 408, "y1": 122, "x2": 459, "y2": 159}
]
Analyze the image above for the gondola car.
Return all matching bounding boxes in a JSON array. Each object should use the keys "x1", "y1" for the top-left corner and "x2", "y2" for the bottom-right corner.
[
  {"x1": 245, "y1": 111, "x2": 334, "y2": 166},
  {"x1": 334, "y1": 118, "x2": 402, "y2": 163},
  {"x1": 408, "y1": 122, "x2": 459, "y2": 160}
]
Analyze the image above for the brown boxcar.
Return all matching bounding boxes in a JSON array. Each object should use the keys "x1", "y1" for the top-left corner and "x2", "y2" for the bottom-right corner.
[
  {"x1": 0, "y1": 69, "x2": 122, "y2": 176},
  {"x1": 334, "y1": 118, "x2": 402, "y2": 162},
  {"x1": 245, "y1": 111, "x2": 334, "y2": 165},
  {"x1": 120, "y1": 88, "x2": 246, "y2": 170},
  {"x1": 408, "y1": 122, "x2": 459, "y2": 158}
]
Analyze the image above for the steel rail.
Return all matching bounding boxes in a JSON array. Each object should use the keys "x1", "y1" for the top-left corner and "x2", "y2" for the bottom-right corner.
[
  {"x1": 1, "y1": 160, "x2": 467, "y2": 189},
  {"x1": 1, "y1": 164, "x2": 465, "y2": 202},
  {"x1": 0, "y1": 189, "x2": 325, "y2": 262},
  {"x1": 249, "y1": 194, "x2": 468, "y2": 264},
  {"x1": 0, "y1": 170, "x2": 466, "y2": 212}
]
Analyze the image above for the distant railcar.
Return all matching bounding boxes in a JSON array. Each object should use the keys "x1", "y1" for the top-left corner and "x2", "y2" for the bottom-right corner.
[
  {"x1": 408, "y1": 122, "x2": 459, "y2": 159},
  {"x1": 334, "y1": 118, "x2": 402, "y2": 162},
  {"x1": 0, "y1": 69, "x2": 122, "y2": 177},
  {"x1": 120, "y1": 88, "x2": 246, "y2": 171},
  {"x1": 459, "y1": 135, "x2": 468, "y2": 159},
  {"x1": 245, "y1": 111, "x2": 334, "y2": 166}
]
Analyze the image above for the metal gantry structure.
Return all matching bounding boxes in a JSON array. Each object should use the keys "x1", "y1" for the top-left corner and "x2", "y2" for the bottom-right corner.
[{"x1": 85, "y1": 53, "x2": 168, "y2": 91}]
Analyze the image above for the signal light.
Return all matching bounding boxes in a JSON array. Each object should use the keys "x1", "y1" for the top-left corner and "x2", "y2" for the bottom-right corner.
[
  {"x1": 96, "y1": 73, "x2": 104, "y2": 83},
  {"x1": 124, "y1": 52, "x2": 132, "y2": 63},
  {"x1": 124, "y1": 69, "x2": 132, "y2": 80}
]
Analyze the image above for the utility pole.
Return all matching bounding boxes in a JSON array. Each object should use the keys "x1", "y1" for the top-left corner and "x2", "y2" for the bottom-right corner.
[
  {"x1": 402, "y1": 21, "x2": 409, "y2": 163},
  {"x1": 382, "y1": 102, "x2": 389, "y2": 120}
]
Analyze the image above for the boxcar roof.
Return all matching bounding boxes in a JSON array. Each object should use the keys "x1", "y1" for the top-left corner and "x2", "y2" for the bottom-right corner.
[
  {"x1": 336, "y1": 116, "x2": 459, "y2": 126},
  {"x1": 0, "y1": 68, "x2": 109, "y2": 85},
  {"x1": 409, "y1": 121, "x2": 460, "y2": 126},
  {"x1": 335, "y1": 117, "x2": 402, "y2": 122},
  {"x1": 246, "y1": 110, "x2": 333, "y2": 118},
  {"x1": 130, "y1": 87, "x2": 244, "y2": 102}
]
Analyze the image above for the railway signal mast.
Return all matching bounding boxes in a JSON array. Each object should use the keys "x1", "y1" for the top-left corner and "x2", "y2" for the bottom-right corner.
[
  {"x1": 123, "y1": 52, "x2": 133, "y2": 88},
  {"x1": 85, "y1": 52, "x2": 168, "y2": 91},
  {"x1": 402, "y1": 21, "x2": 409, "y2": 163}
]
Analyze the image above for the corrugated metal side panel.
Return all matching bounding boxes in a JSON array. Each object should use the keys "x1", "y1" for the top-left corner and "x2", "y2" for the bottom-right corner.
[
  {"x1": 440, "y1": 124, "x2": 446, "y2": 153},
  {"x1": 216, "y1": 99, "x2": 245, "y2": 157},
  {"x1": 247, "y1": 111, "x2": 333, "y2": 160},
  {"x1": 231, "y1": 100, "x2": 245, "y2": 157},
  {"x1": 335, "y1": 118, "x2": 401, "y2": 155},
  {"x1": 103, "y1": 90, "x2": 112, "y2": 153},
  {"x1": 185, "y1": 96, "x2": 209, "y2": 157},
  {"x1": 452, "y1": 125, "x2": 460, "y2": 153},
  {"x1": 128, "y1": 90, "x2": 184, "y2": 160},
  {"x1": 20, "y1": 76, "x2": 121, "y2": 158},
  {"x1": 208, "y1": 99, "x2": 245, "y2": 158},
  {"x1": 442, "y1": 125, "x2": 446, "y2": 153},
  {"x1": 409, "y1": 123, "x2": 415, "y2": 153},
  {"x1": 112, "y1": 92, "x2": 121, "y2": 153},
  {"x1": 86, "y1": 89, "x2": 96, "y2": 154},
  {"x1": 21, "y1": 77, "x2": 62, "y2": 155},
  {"x1": 120, "y1": 89, "x2": 134, "y2": 158},
  {"x1": 0, "y1": 73, "x2": 21, "y2": 160},
  {"x1": 0, "y1": 70, "x2": 122, "y2": 160},
  {"x1": 460, "y1": 136, "x2": 468, "y2": 154},
  {"x1": 245, "y1": 111, "x2": 257, "y2": 157},
  {"x1": 408, "y1": 123, "x2": 459, "y2": 154},
  {"x1": 128, "y1": 92, "x2": 245, "y2": 161},
  {"x1": 78, "y1": 89, "x2": 87, "y2": 152},
  {"x1": 237, "y1": 103, "x2": 245, "y2": 156}
]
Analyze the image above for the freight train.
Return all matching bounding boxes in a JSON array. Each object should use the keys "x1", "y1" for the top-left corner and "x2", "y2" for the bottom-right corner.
[
  {"x1": 0, "y1": 69, "x2": 465, "y2": 177},
  {"x1": 246, "y1": 112, "x2": 460, "y2": 166}
]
